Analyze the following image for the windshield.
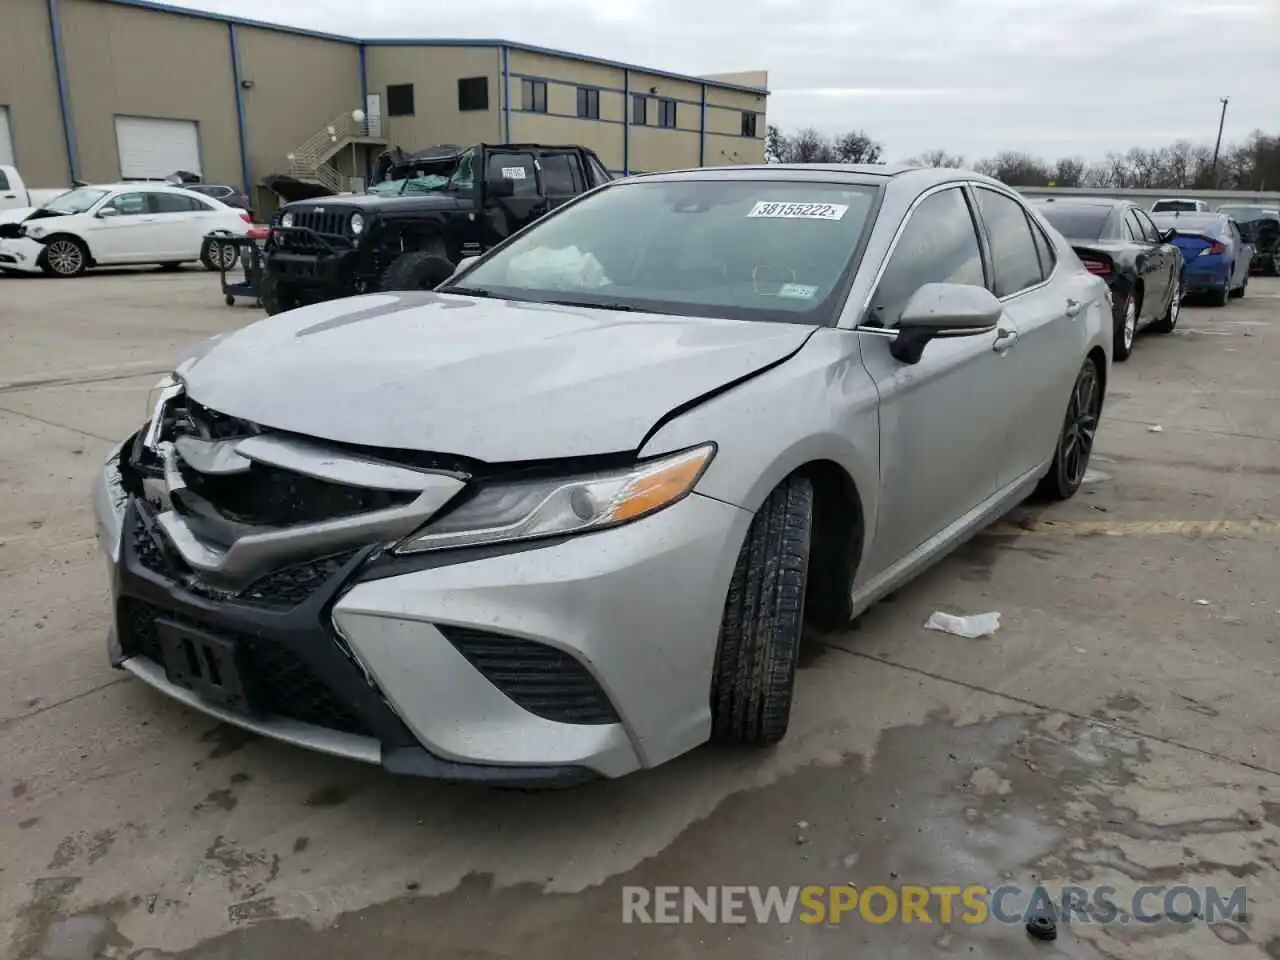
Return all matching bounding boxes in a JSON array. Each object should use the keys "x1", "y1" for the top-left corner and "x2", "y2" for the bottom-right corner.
[
  {"x1": 44, "y1": 187, "x2": 108, "y2": 214},
  {"x1": 368, "y1": 175, "x2": 452, "y2": 196},
  {"x1": 1036, "y1": 206, "x2": 1111, "y2": 240},
  {"x1": 445, "y1": 178, "x2": 879, "y2": 324}
]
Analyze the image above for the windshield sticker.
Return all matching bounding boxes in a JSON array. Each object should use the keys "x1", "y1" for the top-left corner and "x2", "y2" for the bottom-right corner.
[
  {"x1": 777, "y1": 283, "x2": 819, "y2": 300},
  {"x1": 747, "y1": 201, "x2": 848, "y2": 221},
  {"x1": 502, "y1": 167, "x2": 528, "y2": 180}
]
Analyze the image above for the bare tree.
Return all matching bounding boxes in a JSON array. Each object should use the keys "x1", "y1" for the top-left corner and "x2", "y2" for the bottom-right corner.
[
  {"x1": 764, "y1": 124, "x2": 788, "y2": 164},
  {"x1": 908, "y1": 149, "x2": 965, "y2": 168},
  {"x1": 787, "y1": 128, "x2": 836, "y2": 163},
  {"x1": 973, "y1": 151, "x2": 1052, "y2": 186},
  {"x1": 1051, "y1": 157, "x2": 1086, "y2": 187}
]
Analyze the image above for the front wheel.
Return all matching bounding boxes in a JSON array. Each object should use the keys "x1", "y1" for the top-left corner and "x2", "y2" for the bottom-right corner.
[
  {"x1": 39, "y1": 236, "x2": 89, "y2": 277},
  {"x1": 259, "y1": 271, "x2": 299, "y2": 316},
  {"x1": 710, "y1": 474, "x2": 813, "y2": 747},
  {"x1": 380, "y1": 247, "x2": 456, "y2": 291},
  {"x1": 1036, "y1": 357, "x2": 1103, "y2": 501}
]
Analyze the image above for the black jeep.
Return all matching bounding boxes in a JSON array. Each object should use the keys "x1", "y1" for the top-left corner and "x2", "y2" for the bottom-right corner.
[{"x1": 261, "y1": 142, "x2": 614, "y2": 314}]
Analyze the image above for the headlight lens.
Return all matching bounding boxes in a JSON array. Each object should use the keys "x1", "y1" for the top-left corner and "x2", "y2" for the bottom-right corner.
[
  {"x1": 280, "y1": 212, "x2": 295, "y2": 228},
  {"x1": 26, "y1": 225, "x2": 46, "y2": 239},
  {"x1": 350, "y1": 213, "x2": 364, "y2": 234},
  {"x1": 394, "y1": 443, "x2": 716, "y2": 554},
  {"x1": 142, "y1": 374, "x2": 182, "y2": 449}
]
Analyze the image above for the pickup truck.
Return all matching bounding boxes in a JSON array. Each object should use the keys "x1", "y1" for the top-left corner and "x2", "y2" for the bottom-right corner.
[
  {"x1": 261, "y1": 142, "x2": 614, "y2": 314},
  {"x1": 0, "y1": 166, "x2": 69, "y2": 221}
]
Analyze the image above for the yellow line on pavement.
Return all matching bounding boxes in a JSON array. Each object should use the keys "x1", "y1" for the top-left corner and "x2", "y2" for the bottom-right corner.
[{"x1": 990, "y1": 519, "x2": 1280, "y2": 537}]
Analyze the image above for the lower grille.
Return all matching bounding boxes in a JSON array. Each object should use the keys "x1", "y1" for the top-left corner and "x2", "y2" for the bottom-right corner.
[
  {"x1": 438, "y1": 625, "x2": 620, "y2": 725},
  {"x1": 118, "y1": 597, "x2": 373, "y2": 737}
]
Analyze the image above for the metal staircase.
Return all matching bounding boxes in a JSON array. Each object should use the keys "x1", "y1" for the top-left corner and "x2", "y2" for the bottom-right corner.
[{"x1": 285, "y1": 111, "x2": 386, "y2": 193}]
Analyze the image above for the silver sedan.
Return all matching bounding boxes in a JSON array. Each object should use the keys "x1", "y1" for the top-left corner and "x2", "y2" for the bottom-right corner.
[{"x1": 91, "y1": 164, "x2": 1112, "y2": 785}]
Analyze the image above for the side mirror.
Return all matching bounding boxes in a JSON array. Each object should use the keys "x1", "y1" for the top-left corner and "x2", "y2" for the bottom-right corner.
[
  {"x1": 890, "y1": 283, "x2": 1002, "y2": 365},
  {"x1": 1160, "y1": 228, "x2": 1176, "y2": 242},
  {"x1": 96, "y1": 207, "x2": 119, "y2": 219}
]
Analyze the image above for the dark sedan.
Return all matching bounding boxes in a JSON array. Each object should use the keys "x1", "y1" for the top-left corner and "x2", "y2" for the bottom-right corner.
[
  {"x1": 1031, "y1": 198, "x2": 1182, "y2": 362},
  {"x1": 1217, "y1": 205, "x2": 1280, "y2": 276}
]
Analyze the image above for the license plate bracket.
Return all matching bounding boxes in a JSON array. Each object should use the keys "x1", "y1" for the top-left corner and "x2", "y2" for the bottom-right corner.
[{"x1": 157, "y1": 619, "x2": 258, "y2": 715}]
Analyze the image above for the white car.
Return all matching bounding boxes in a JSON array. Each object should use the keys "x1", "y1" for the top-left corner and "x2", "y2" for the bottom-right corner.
[{"x1": 0, "y1": 183, "x2": 251, "y2": 277}]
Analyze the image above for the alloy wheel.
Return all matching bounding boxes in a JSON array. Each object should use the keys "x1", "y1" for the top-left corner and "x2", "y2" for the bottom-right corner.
[
  {"x1": 46, "y1": 240, "x2": 83, "y2": 276},
  {"x1": 1168, "y1": 290, "x2": 1180, "y2": 328},
  {"x1": 211, "y1": 242, "x2": 235, "y2": 269},
  {"x1": 1061, "y1": 363, "x2": 1101, "y2": 489},
  {"x1": 1123, "y1": 297, "x2": 1137, "y2": 350}
]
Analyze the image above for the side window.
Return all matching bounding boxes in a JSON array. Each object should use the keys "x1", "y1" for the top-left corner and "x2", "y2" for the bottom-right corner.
[
  {"x1": 1128, "y1": 210, "x2": 1154, "y2": 242},
  {"x1": 152, "y1": 193, "x2": 201, "y2": 213},
  {"x1": 1027, "y1": 212, "x2": 1057, "y2": 279},
  {"x1": 104, "y1": 192, "x2": 150, "y2": 216},
  {"x1": 0, "y1": 169, "x2": 9, "y2": 190},
  {"x1": 486, "y1": 152, "x2": 537, "y2": 198},
  {"x1": 1135, "y1": 209, "x2": 1160, "y2": 241},
  {"x1": 975, "y1": 187, "x2": 1045, "y2": 297},
  {"x1": 868, "y1": 187, "x2": 985, "y2": 327},
  {"x1": 1122, "y1": 215, "x2": 1139, "y2": 241},
  {"x1": 587, "y1": 156, "x2": 611, "y2": 186},
  {"x1": 539, "y1": 154, "x2": 582, "y2": 196}
]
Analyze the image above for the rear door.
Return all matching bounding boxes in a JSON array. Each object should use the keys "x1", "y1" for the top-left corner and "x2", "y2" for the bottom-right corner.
[
  {"x1": 536, "y1": 151, "x2": 586, "y2": 214},
  {"x1": 974, "y1": 187, "x2": 1083, "y2": 484},
  {"x1": 149, "y1": 191, "x2": 209, "y2": 257}
]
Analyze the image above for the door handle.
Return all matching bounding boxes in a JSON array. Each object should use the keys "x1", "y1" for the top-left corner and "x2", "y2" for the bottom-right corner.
[
  {"x1": 992, "y1": 327, "x2": 1018, "y2": 353},
  {"x1": 1065, "y1": 298, "x2": 1082, "y2": 318}
]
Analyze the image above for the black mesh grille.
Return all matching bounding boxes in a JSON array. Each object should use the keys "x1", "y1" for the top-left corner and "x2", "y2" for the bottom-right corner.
[
  {"x1": 289, "y1": 208, "x2": 351, "y2": 237},
  {"x1": 438, "y1": 626, "x2": 619, "y2": 725},
  {"x1": 117, "y1": 597, "x2": 372, "y2": 737},
  {"x1": 175, "y1": 458, "x2": 415, "y2": 528}
]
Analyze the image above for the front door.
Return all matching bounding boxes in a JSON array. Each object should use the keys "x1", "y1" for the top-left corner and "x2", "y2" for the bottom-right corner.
[
  {"x1": 855, "y1": 185, "x2": 1020, "y2": 580},
  {"x1": 481, "y1": 150, "x2": 546, "y2": 247},
  {"x1": 86, "y1": 191, "x2": 161, "y2": 262}
]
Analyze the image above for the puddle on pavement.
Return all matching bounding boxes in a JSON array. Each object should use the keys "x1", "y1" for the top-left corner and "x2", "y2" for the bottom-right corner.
[{"x1": 12, "y1": 713, "x2": 1274, "y2": 960}]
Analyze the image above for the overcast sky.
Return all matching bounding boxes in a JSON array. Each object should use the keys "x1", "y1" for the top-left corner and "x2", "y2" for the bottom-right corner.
[{"x1": 171, "y1": 0, "x2": 1279, "y2": 163}]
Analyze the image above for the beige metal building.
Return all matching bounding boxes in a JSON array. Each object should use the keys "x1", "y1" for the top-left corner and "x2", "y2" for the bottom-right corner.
[{"x1": 0, "y1": 0, "x2": 769, "y2": 210}]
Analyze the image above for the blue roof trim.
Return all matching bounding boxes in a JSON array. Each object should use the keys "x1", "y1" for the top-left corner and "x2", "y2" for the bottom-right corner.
[{"x1": 93, "y1": 0, "x2": 769, "y2": 96}]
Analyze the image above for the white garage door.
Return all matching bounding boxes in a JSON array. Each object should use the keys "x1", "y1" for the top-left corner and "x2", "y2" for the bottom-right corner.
[
  {"x1": 0, "y1": 106, "x2": 14, "y2": 166},
  {"x1": 114, "y1": 116, "x2": 200, "y2": 180}
]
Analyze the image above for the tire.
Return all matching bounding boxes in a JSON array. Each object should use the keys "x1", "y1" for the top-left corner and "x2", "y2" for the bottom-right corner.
[
  {"x1": 1036, "y1": 357, "x2": 1103, "y2": 501},
  {"x1": 200, "y1": 238, "x2": 239, "y2": 272},
  {"x1": 1149, "y1": 283, "x2": 1181, "y2": 333},
  {"x1": 39, "y1": 235, "x2": 89, "y2": 277},
  {"x1": 1208, "y1": 282, "x2": 1229, "y2": 307},
  {"x1": 380, "y1": 245, "x2": 455, "y2": 292},
  {"x1": 710, "y1": 474, "x2": 814, "y2": 747},
  {"x1": 260, "y1": 271, "x2": 300, "y2": 316},
  {"x1": 1229, "y1": 274, "x2": 1247, "y2": 299},
  {"x1": 1271, "y1": 251, "x2": 1280, "y2": 277},
  {"x1": 1112, "y1": 292, "x2": 1136, "y2": 361}
]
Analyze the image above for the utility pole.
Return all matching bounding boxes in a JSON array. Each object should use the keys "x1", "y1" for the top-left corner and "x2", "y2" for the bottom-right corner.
[{"x1": 1210, "y1": 97, "x2": 1229, "y2": 187}]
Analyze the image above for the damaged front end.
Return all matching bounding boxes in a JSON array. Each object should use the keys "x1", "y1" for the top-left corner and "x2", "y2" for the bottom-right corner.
[{"x1": 94, "y1": 377, "x2": 476, "y2": 763}]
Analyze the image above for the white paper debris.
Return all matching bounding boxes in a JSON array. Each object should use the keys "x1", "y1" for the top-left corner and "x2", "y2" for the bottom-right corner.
[
  {"x1": 1082, "y1": 469, "x2": 1111, "y2": 483},
  {"x1": 1194, "y1": 599, "x2": 1210, "y2": 606},
  {"x1": 1148, "y1": 424, "x2": 1164, "y2": 433},
  {"x1": 505, "y1": 246, "x2": 612, "y2": 290},
  {"x1": 924, "y1": 611, "x2": 1001, "y2": 639}
]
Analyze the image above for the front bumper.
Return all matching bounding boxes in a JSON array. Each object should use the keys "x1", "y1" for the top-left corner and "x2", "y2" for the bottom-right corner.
[
  {"x1": 92, "y1": 448, "x2": 750, "y2": 783},
  {"x1": 0, "y1": 237, "x2": 45, "y2": 273},
  {"x1": 266, "y1": 227, "x2": 357, "y2": 288}
]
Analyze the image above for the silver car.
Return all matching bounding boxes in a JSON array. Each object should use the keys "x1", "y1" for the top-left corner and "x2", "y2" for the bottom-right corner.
[{"x1": 91, "y1": 164, "x2": 1112, "y2": 785}]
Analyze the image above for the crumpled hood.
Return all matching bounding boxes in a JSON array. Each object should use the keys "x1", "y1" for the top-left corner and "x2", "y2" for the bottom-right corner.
[{"x1": 179, "y1": 293, "x2": 814, "y2": 462}]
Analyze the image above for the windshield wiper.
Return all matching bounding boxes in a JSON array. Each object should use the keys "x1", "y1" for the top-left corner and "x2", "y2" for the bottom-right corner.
[
  {"x1": 443, "y1": 286, "x2": 495, "y2": 298},
  {"x1": 542, "y1": 298, "x2": 638, "y2": 312}
]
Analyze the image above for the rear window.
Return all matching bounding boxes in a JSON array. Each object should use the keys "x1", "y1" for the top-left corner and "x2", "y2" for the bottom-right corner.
[
  {"x1": 448, "y1": 178, "x2": 880, "y2": 325},
  {"x1": 1154, "y1": 215, "x2": 1225, "y2": 238},
  {"x1": 1035, "y1": 205, "x2": 1111, "y2": 240},
  {"x1": 1151, "y1": 200, "x2": 1201, "y2": 213}
]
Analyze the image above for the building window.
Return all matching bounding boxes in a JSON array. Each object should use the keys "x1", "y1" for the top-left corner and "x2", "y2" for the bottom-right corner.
[
  {"x1": 521, "y1": 79, "x2": 547, "y2": 113},
  {"x1": 387, "y1": 83, "x2": 415, "y2": 117},
  {"x1": 576, "y1": 86, "x2": 600, "y2": 120},
  {"x1": 631, "y1": 94, "x2": 647, "y2": 125},
  {"x1": 658, "y1": 98, "x2": 677, "y2": 129},
  {"x1": 457, "y1": 76, "x2": 489, "y2": 112},
  {"x1": 741, "y1": 111, "x2": 758, "y2": 138}
]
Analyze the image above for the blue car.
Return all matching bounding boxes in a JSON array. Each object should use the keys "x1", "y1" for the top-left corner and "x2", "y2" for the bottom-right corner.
[{"x1": 1151, "y1": 212, "x2": 1252, "y2": 306}]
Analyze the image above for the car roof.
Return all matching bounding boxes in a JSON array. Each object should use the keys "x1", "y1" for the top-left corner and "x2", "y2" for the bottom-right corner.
[
  {"x1": 1030, "y1": 197, "x2": 1131, "y2": 211},
  {"x1": 623, "y1": 164, "x2": 1009, "y2": 191}
]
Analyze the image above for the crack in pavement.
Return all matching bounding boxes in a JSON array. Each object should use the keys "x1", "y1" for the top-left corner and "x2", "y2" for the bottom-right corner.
[
  {"x1": 0, "y1": 364, "x2": 170, "y2": 396},
  {"x1": 0, "y1": 677, "x2": 130, "y2": 732},
  {"x1": 0, "y1": 404, "x2": 117, "y2": 443},
  {"x1": 818, "y1": 641, "x2": 1280, "y2": 779}
]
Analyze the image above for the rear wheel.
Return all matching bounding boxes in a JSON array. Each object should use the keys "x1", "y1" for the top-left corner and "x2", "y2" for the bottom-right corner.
[
  {"x1": 1208, "y1": 281, "x2": 1229, "y2": 307},
  {"x1": 1229, "y1": 273, "x2": 1247, "y2": 299},
  {"x1": 710, "y1": 474, "x2": 813, "y2": 747},
  {"x1": 39, "y1": 236, "x2": 89, "y2": 277},
  {"x1": 1149, "y1": 283, "x2": 1181, "y2": 333},
  {"x1": 1036, "y1": 357, "x2": 1103, "y2": 501},
  {"x1": 1112, "y1": 293, "x2": 1137, "y2": 361},
  {"x1": 200, "y1": 238, "x2": 239, "y2": 272},
  {"x1": 260, "y1": 271, "x2": 300, "y2": 316}
]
